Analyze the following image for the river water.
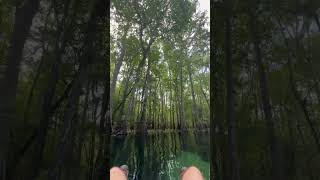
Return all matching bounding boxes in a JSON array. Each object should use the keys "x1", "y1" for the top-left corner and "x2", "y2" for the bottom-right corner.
[{"x1": 111, "y1": 131, "x2": 210, "y2": 180}]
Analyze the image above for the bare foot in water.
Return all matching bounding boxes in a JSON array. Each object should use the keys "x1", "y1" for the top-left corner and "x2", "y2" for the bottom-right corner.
[
  {"x1": 180, "y1": 166, "x2": 205, "y2": 180},
  {"x1": 110, "y1": 165, "x2": 128, "y2": 180}
]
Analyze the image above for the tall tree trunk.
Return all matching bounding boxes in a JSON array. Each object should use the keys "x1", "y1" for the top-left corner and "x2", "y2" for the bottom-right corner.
[
  {"x1": 225, "y1": 0, "x2": 240, "y2": 179},
  {"x1": 249, "y1": 3, "x2": 283, "y2": 180},
  {"x1": 199, "y1": 75, "x2": 210, "y2": 108},
  {"x1": 160, "y1": 82, "x2": 165, "y2": 124},
  {"x1": 179, "y1": 59, "x2": 187, "y2": 130},
  {"x1": 110, "y1": 24, "x2": 130, "y2": 121},
  {"x1": 174, "y1": 79, "x2": 181, "y2": 129},
  {"x1": 0, "y1": 0, "x2": 40, "y2": 179},
  {"x1": 111, "y1": 38, "x2": 154, "y2": 122},
  {"x1": 138, "y1": 56, "x2": 152, "y2": 133},
  {"x1": 117, "y1": 66, "x2": 135, "y2": 133},
  {"x1": 168, "y1": 69, "x2": 175, "y2": 129},
  {"x1": 28, "y1": 1, "x2": 72, "y2": 179},
  {"x1": 127, "y1": 88, "x2": 136, "y2": 125},
  {"x1": 170, "y1": 88, "x2": 174, "y2": 129},
  {"x1": 48, "y1": 0, "x2": 107, "y2": 178},
  {"x1": 187, "y1": 62, "x2": 198, "y2": 128}
]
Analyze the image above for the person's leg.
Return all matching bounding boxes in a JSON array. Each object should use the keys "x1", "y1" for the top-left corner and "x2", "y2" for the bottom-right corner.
[
  {"x1": 110, "y1": 165, "x2": 128, "y2": 180},
  {"x1": 180, "y1": 166, "x2": 204, "y2": 180}
]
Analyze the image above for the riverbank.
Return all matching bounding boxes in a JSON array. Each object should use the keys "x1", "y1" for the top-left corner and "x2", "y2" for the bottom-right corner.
[{"x1": 111, "y1": 128, "x2": 210, "y2": 136}]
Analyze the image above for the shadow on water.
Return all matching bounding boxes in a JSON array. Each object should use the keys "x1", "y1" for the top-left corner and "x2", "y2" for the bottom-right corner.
[{"x1": 111, "y1": 131, "x2": 210, "y2": 180}]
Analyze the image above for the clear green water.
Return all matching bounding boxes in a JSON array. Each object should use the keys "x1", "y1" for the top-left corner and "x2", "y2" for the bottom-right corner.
[{"x1": 111, "y1": 131, "x2": 210, "y2": 180}]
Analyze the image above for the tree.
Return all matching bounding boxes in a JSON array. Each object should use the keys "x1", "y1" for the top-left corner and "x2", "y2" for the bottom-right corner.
[
  {"x1": 0, "y1": 0, "x2": 40, "y2": 179},
  {"x1": 48, "y1": 0, "x2": 108, "y2": 179},
  {"x1": 225, "y1": 0, "x2": 240, "y2": 179}
]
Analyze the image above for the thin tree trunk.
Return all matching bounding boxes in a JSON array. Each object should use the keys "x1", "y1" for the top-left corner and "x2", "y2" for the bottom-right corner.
[
  {"x1": 138, "y1": 57, "x2": 152, "y2": 132},
  {"x1": 160, "y1": 83, "x2": 165, "y2": 124},
  {"x1": 174, "y1": 80, "x2": 180, "y2": 129},
  {"x1": 187, "y1": 62, "x2": 198, "y2": 128},
  {"x1": 110, "y1": 24, "x2": 130, "y2": 120},
  {"x1": 179, "y1": 59, "x2": 187, "y2": 130},
  {"x1": 117, "y1": 66, "x2": 135, "y2": 132},
  {"x1": 127, "y1": 89, "x2": 136, "y2": 123},
  {"x1": 111, "y1": 43, "x2": 153, "y2": 118},
  {"x1": 170, "y1": 88, "x2": 173, "y2": 129},
  {"x1": 249, "y1": 4, "x2": 283, "y2": 180},
  {"x1": 112, "y1": 26, "x2": 156, "y2": 124},
  {"x1": 28, "y1": 1, "x2": 72, "y2": 178},
  {"x1": 48, "y1": 0, "x2": 107, "y2": 178},
  {"x1": 199, "y1": 75, "x2": 209, "y2": 108}
]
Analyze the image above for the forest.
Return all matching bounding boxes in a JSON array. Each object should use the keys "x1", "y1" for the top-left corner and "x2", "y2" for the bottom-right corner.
[
  {"x1": 212, "y1": 0, "x2": 320, "y2": 180},
  {"x1": 110, "y1": 1, "x2": 210, "y2": 179},
  {"x1": 0, "y1": 0, "x2": 209, "y2": 180},
  {"x1": 4, "y1": 0, "x2": 320, "y2": 179},
  {"x1": 0, "y1": 0, "x2": 109, "y2": 179},
  {"x1": 110, "y1": 0, "x2": 210, "y2": 135}
]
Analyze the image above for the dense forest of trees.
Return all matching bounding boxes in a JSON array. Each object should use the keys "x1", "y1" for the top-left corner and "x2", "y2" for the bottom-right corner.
[
  {"x1": 0, "y1": 0, "x2": 209, "y2": 179},
  {"x1": 0, "y1": 0, "x2": 109, "y2": 179},
  {"x1": 212, "y1": 0, "x2": 320, "y2": 180},
  {"x1": 110, "y1": 0, "x2": 210, "y2": 135},
  {"x1": 110, "y1": 2, "x2": 209, "y2": 179},
  {"x1": 5, "y1": 0, "x2": 320, "y2": 179}
]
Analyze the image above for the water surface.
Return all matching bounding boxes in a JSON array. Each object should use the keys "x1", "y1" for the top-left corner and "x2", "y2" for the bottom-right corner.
[{"x1": 111, "y1": 131, "x2": 210, "y2": 180}]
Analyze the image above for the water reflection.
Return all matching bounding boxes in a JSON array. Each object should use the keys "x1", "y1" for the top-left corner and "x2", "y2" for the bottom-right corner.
[{"x1": 111, "y1": 131, "x2": 210, "y2": 180}]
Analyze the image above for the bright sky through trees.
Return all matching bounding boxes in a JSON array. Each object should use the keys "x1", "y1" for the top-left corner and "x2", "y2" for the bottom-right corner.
[{"x1": 198, "y1": 0, "x2": 210, "y2": 17}]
